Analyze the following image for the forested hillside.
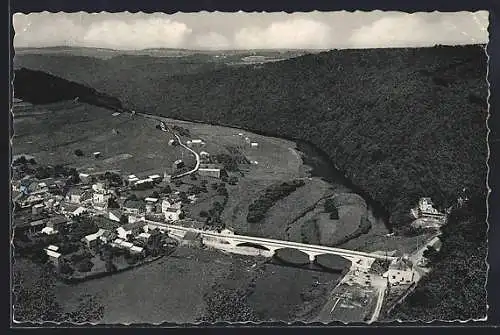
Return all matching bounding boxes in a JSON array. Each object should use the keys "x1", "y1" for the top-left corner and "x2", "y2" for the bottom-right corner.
[
  {"x1": 386, "y1": 196, "x2": 487, "y2": 321},
  {"x1": 14, "y1": 45, "x2": 488, "y2": 229}
]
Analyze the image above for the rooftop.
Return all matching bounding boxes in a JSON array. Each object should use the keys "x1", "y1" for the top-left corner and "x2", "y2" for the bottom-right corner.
[
  {"x1": 123, "y1": 200, "x2": 145, "y2": 209},
  {"x1": 46, "y1": 249, "x2": 61, "y2": 258},
  {"x1": 48, "y1": 215, "x2": 70, "y2": 225}
]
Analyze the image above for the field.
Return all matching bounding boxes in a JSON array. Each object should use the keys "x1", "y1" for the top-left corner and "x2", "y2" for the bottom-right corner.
[
  {"x1": 49, "y1": 246, "x2": 341, "y2": 323},
  {"x1": 12, "y1": 101, "x2": 193, "y2": 177}
]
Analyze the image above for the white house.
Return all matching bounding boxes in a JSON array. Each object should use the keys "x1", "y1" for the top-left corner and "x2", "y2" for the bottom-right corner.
[
  {"x1": 67, "y1": 189, "x2": 84, "y2": 204},
  {"x1": 164, "y1": 208, "x2": 182, "y2": 222},
  {"x1": 93, "y1": 192, "x2": 111, "y2": 209},
  {"x1": 148, "y1": 175, "x2": 162, "y2": 182},
  {"x1": 187, "y1": 139, "x2": 205, "y2": 147},
  {"x1": 45, "y1": 249, "x2": 62, "y2": 269},
  {"x1": 83, "y1": 229, "x2": 107, "y2": 248},
  {"x1": 162, "y1": 199, "x2": 182, "y2": 212},
  {"x1": 41, "y1": 226, "x2": 57, "y2": 235},
  {"x1": 117, "y1": 227, "x2": 132, "y2": 240},
  {"x1": 198, "y1": 168, "x2": 221, "y2": 178},
  {"x1": 384, "y1": 256, "x2": 416, "y2": 285},
  {"x1": 250, "y1": 142, "x2": 259, "y2": 148}
]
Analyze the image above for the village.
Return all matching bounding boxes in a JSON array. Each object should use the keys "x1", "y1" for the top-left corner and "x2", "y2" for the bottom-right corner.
[{"x1": 11, "y1": 121, "x2": 263, "y2": 281}]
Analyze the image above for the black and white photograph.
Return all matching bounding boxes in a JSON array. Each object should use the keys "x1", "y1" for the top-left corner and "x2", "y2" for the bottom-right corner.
[{"x1": 10, "y1": 10, "x2": 490, "y2": 324}]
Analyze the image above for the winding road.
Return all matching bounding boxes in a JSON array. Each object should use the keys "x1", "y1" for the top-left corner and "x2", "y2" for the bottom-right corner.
[
  {"x1": 135, "y1": 111, "x2": 201, "y2": 179},
  {"x1": 170, "y1": 132, "x2": 201, "y2": 179}
]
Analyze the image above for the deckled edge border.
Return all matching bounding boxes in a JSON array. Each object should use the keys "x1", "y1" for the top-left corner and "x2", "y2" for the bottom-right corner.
[{"x1": 9, "y1": 8, "x2": 492, "y2": 327}]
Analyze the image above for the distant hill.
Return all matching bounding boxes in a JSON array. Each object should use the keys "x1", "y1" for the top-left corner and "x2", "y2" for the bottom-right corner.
[
  {"x1": 13, "y1": 45, "x2": 488, "y2": 228},
  {"x1": 13, "y1": 68, "x2": 123, "y2": 111}
]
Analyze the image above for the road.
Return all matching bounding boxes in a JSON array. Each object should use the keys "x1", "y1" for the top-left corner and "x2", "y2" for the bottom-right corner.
[
  {"x1": 170, "y1": 132, "x2": 200, "y2": 179},
  {"x1": 135, "y1": 111, "x2": 201, "y2": 179},
  {"x1": 369, "y1": 279, "x2": 387, "y2": 323}
]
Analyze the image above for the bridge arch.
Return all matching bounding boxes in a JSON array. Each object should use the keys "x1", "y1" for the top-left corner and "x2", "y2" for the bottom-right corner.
[{"x1": 236, "y1": 242, "x2": 271, "y2": 251}]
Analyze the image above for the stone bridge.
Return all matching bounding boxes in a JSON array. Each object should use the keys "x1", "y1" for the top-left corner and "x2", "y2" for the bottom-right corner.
[{"x1": 146, "y1": 221, "x2": 398, "y2": 269}]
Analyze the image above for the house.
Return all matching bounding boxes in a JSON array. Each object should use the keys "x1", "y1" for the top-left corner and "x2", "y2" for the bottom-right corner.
[
  {"x1": 186, "y1": 139, "x2": 205, "y2": 147},
  {"x1": 198, "y1": 164, "x2": 223, "y2": 178},
  {"x1": 137, "y1": 232, "x2": 151, "y2": 242},
  {"x1": 168, "y1": 139, "x2": 176, "y2": 146},
  {"x1": 199, "y1": 151, "x2": 210, "y2": 163},
  {"x1": 130, "y1": 245, "x2": 146, "y2": 257},
  {"x1": 110, "y1": 238, "x2": 125, "y2": 248},
  {"x1": 134, "y1": 178, "x2": 154, "y2": 189},
  {"x1": 148, "y1": 175, "x2": 162, "y2": 183},
  {"x1": 79, "y1": 173, "x2": 93, "y2": 184},
  {"x1": 418, "y1": 197, "x2": 445, "y2": 219},
  {"x1": 123, "y1": 200, "x2": 145, "y2": 215},
  {"x1": 92, "y1": 182, "x2": 107, "y2": 192},
  {"x1": 164, "y1": 208, "x2": 183, "y2": 222},
  {"x1": 120, "y1": 240, "x2": 134, "y2": 249},
  {"x1": 384, "y1": 256, "x2": 416, "y2": 285},
  {"x1": 93, "y1": 192, "x2": 111, "y2": 209},
  {"x1": 45, "y1": 249, "x2": 62, "y2": 269},
  {"x1": 162, "y1": 198, "x2": 182, "y2": 212},
  {"x1": 31, "y1": 203, "x2": 45, "y2": 215},
  {"x1": 83, "y1": 229, "x2": 107, "y2": 249},
  {"x1": 47, "y1": 245, "x2": 59, "y2": 252},
  {"x1": 109, "y1": 209, "x2": 124, "y2": 223},
  {"x1": 46, "y1": 215, "x2": 70, "y2": 231},
  {"x1": 117, "y1": 226, "x2": 132, "y2": 240},
  {"x1": 66, "y1": 188, "x2": 84, "y2": 204},
  {"x1": 163, "y1": 172, "x2": 172, "y2": 183},
  {"x1": 145, "y1": 198, "x2": 158, "y2": 213},
  {"x1": 250, "y1": 142, "x2": 259, "y2": 148},
  {"x1": 72, "y1": 206, "x2": 88, "y2": 217},
  {"x1": 41, "y1": 226, "x2": 57, "y2": 235},
  {"x1": 93, "y1": 152, "x2": 101, "y2": 158}
]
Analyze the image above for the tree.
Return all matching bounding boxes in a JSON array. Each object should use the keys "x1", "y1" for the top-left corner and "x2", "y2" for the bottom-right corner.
[
  {"x1": 107, "y1": 197, "x2": 120, "y2": 209},
  {"x1": 28, "y1": 158, "x2": 37, "y2": 165},
  {"x1": 120, "y1": 214, "x2": 128, "y2": 225},
  {"x1": 75, "y1": 259, "x2": 93, "y2": 273},
  {"x1": 191, "y1": 174, "x2": 198, "y2": 181},
  {"x1": 127, "y1": 194, "x2": 138, "y2": 201},
  {"x1": 151, "y1": 191, "x2": 160, "y2": 199},
  {"x1": 74, "y1": 149, "x2": 84, "y2": 157},
  {"x1": 200, "y1": 210, "x2": 208, "y2": 218},
  {"x1": 162, "y1": 185, "x2": 172, "y2": 194},
  {"x1": 13, "y1": 155, "x2": 28, "y2": 166}
]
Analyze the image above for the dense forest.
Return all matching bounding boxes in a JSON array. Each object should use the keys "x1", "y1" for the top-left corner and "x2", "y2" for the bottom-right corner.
[
  {"x1": 13, "y1": 68, "x2": 123, "y2": 111},
  {"x1": 386, "y1": 196, "x2": 487, "y2": 321},
  {"x1": 14, "y1": 45, "x2": 488, "y2": 229}
]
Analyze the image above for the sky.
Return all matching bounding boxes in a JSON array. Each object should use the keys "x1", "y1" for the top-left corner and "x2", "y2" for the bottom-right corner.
[{"x1": 12, "y1": 11, "x2": 489, "y2": 50}]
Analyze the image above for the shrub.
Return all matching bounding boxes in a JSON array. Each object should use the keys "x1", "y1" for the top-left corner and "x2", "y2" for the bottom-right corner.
[{"x1": 74, "y1": 149, "x2": 84, "y2": 157}]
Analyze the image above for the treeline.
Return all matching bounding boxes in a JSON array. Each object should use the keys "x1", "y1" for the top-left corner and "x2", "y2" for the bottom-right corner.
[
  {"x1": 14, "y1": 45, "x2": 488, "y2": 230},
  {"x1": 247, "y1": 180, "x2": 305, "y2": 223},
  {"x1": 13, "y1": 68, "x2": 123, "y2": 111}
]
